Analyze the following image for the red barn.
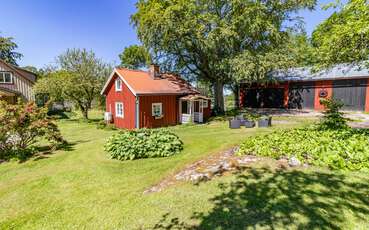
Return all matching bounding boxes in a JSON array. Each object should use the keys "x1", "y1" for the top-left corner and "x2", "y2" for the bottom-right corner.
[
  {"x1": 101, "y1": 65, "x2": 211, "y2": 129},
  {"x1": 239, "y1": 64, "x2": 369, "y2": 111}
]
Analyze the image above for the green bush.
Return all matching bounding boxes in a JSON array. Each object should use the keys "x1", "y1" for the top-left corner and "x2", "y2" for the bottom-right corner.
[
  {"x1": 104, "y1": 129, "x2": 183, "y2": 160},
  {"x1": 0, "y1": 100, "x2": 65, "y2": 161},
  {"x1": 319, "y1": 98, "x2": 349, "y2": 129},
  {"x1": 238, "y1": 126, "x2": 369, "y2": 171}
]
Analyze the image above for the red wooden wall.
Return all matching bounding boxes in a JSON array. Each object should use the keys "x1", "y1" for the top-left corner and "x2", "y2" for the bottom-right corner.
[
  {"x1": 139, "y1": 95, "x2": 179, "y2": 128},
  {"x1": 313, "y1": 80, "x2": 333, "y2": 110},
  {"x1": 203, "y1": 99, "x2": 212, "y2": 120},
  {"x1": 105, "y1": 74, "x2": 136, "y2": 129}
]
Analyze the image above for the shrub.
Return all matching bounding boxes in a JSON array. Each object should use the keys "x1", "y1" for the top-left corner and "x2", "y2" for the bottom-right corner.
[
  {"x1": 238, "y1": 126, "x2": 369, "y2": 171},
  {"x1": 0, "y1": 100, "x2": 65, "y2": 160},
  {"x1": 243, "y1": 112, "x2": 260, "y2": 121},
  {"x1": 104, "y1": 128, "x2": 183, "y2": 160},
  {"x1": 319, "y1": 98, "x2": 348, "y2": 129}
]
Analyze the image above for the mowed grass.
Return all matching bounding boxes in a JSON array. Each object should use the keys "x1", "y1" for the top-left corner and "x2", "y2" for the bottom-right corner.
[{"x1": 0, "y1": 113, "x2": 368, "y2": 229}]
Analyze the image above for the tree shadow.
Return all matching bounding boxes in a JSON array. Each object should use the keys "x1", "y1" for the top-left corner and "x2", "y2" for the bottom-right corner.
[
  {"x1": 26, "y1": 140, "x2": 86, "y2": 162},
  {"x1": 153, "y1": 167, "x2": 369, "y2": 229}
]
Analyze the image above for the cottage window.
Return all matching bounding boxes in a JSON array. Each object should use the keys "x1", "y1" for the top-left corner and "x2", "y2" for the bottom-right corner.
[
  {"x1": 202, "y1": 100, "x2": 208, "y2": 108},
  {"x1": 0, "y1": 72, "x2": 13, "y2": 84},
  {"x1": 115, "y1": 78, "x2": 122, "y2": 91},
  {"x1": 152, "y1": 103, "x2": 163, "y2": 117},
  {"x1": 115, "y1": 102, "x2": 124, "y2": 118}
]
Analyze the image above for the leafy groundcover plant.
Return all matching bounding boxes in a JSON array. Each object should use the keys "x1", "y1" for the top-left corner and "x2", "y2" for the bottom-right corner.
[
  {"x1": 238, "y1": 99, "x2": 369, "y2": 171},
  {"x1": 238, "y1": 126, "x2": 369, "y2": 170},
  {"x1": 104, "y1": 129, "x2": 183, "y2": 160}
]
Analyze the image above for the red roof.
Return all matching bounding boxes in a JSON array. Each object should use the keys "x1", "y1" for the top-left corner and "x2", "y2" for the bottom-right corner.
[{"x1": 102, "y1": 68, "x2": 199, "y2": 96}]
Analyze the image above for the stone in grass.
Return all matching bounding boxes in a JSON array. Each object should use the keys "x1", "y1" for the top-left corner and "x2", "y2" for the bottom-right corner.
[
  {"x1": 205, "y1": 165, "x2": 224, "y2": 176},
  {"x1": 189, "y1": 173, "x2": 209, "y2": 184},
  {"x1": 288, "y1": 156, "x2": 301, "y2": 167}
]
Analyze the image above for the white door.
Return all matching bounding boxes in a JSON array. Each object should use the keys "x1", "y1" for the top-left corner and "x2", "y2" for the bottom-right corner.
[{"x1": 193, "y1": 100, "x2": 203, "y2": 123}]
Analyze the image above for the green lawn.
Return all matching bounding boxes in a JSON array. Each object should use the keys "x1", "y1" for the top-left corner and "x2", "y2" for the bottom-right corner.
[{"x1": 0, "y1": 114, "x2": 368, "y2": 229}]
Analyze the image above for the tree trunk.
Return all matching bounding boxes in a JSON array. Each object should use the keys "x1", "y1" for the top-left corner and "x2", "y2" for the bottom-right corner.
[
  {"x1": 79, "y1": 105, "x2": 89, "y2": 119},
  {"x1": 213, "y1": 81, "x2": 225, "y2": 114},
  {"x1": 233, "y1": 84, "x2": 240, "y2": 110}
]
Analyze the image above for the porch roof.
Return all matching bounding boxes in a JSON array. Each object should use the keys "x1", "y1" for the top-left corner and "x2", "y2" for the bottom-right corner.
[
  {"x1": 180, "y1": 94, "x2": 211, "y2": 101},
  {"x1": 0, "y1": 87, "x2": 18, "y2": 96}
]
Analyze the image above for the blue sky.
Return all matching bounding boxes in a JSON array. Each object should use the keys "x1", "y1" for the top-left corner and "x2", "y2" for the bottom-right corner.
[{"x1": 0, "y1": 0, "x2": 337, "y2": 69}]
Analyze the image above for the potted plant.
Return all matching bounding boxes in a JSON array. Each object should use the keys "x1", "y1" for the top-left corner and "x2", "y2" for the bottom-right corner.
[
  {"x1": 243, "y1": 113, "x2": 257, "y2": 128},
  {"x1": 258, "y1": 116, "x2": 272, "y2": 127},
  {"x1": 229, "y1": 117, "x2": 241, "y2": 129},
  {"x1": 236, "y1": 114, "x2": 246, "y2": 126}
]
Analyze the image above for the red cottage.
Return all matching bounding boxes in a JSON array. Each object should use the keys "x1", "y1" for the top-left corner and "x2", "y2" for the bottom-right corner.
[{"x1": 101, "y1": 65, "x2": 211, "y2": 129}]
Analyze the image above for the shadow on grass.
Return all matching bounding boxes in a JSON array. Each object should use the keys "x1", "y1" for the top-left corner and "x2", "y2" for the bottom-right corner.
[
  {"x1": 30, "y1": 140, "x2": 86, "y2": 162},
  {"x1": 153, "y1": 167, "x2": 369, "y2": 229},
  {"x1": 63, "y1": 118, "x2": 103, "y2": 124}
]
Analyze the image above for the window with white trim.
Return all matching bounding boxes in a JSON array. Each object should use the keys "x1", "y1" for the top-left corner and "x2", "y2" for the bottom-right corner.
[
  {"x1": 152, "y1": 103, "x2": 163, "y2": 117},
  {"x1": 115, "y1": 102, "x2": 124, "y2": 118},
  {"x1": 0, "y1": 72, "x2": 13, "y2": 84},
  {"x1": 115, "y1": 78, "x2": 122, "y2": 91},
  {"x1": 202, "y1": 100, "x2": 208, "y2": 108}
]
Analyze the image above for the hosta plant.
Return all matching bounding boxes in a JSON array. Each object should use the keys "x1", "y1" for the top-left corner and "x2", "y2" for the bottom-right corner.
[{"x1": 104, "y1": 128, "x2": 183, "y2": 160}]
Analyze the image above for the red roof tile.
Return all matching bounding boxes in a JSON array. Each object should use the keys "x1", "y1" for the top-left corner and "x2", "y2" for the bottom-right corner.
[{"x1": 112, "y1": 68, "x2": 199, "y2": 95}]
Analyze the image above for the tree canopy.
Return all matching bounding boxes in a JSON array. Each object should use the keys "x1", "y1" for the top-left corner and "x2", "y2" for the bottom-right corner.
[
  {"x1": 34, "y1": 49, "x2": 111, "y2": 119},
  {"x1": 119, "y1": 45, "x2": 151, "y2": 69},
  {"x1": 0, "y1": 35, "x2": 22, "y2": 66},
  {"x1": 132, "y1": 0, "x2": 316, "y2": 113},
  {"x1": 312, "y1": 0, "x2": 369, "y2": 68}
]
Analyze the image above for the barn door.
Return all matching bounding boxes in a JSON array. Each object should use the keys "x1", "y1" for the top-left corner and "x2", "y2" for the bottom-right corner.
[
  {"x1": 332, "y1": 79, "x2": 366, "y2": 111},
  {"x1": 260, "y1": 88, "x2": 284, "y2": 108},
  {"x1": 243, "y1": 89, "x2": 259, "y2": 108},
  {"x1": 288, "y1": 82, "x2": 315, "y2": 109}
]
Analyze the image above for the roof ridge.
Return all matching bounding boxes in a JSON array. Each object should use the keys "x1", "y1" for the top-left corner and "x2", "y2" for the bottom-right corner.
[
  {"x1": 116, "y1": 67, "x2": 181, "y2": 77},
  {"x1": 116, "y1": 67, "x2": 148, "y2": 74},
  {"x1": 15, "y1": 66, "x2": 37, "y2": 75}
]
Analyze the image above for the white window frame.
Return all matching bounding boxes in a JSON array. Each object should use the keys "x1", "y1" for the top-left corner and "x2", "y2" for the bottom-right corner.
[
  {"x1": 152, "y1": 103, "x2": 163, "y2": 117},
  {"x1": 202, "y1": 100, "x2": 208, "y2": 108},
  {"x1": 0, "y1": 72, "x2": 13, "y2": 84},
  {"x1": 115, "y1": 78, "x2": 122, "y2": 92},
  {"x1": 115, "y1": 102, "x2": 124, "y2": 118}
]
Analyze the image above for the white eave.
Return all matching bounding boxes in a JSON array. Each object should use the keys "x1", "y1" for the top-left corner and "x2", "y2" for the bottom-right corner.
[{"x1": 100, "y1": 68, "x2": 137, "y2": 96}]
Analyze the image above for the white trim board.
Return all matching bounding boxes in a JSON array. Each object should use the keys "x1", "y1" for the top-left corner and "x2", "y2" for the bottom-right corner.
[{"x1": 100, "y1": 69, "x2": 137, "y2": 96}]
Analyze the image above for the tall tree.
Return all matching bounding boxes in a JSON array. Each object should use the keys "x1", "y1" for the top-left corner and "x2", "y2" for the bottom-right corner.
[
  {"x1": 289, "y1": 32, "x2": 317, "y2": 67},
  {"x1": 119, "y1": 45, "x2": 151, "y2": 69},
  {"x1": 34, "y1": 49, "x2": 111, "y2": 119},
  {"x1": 0, "y1": 35, "x2": 22, "y2": 66},
  {"x1": 132, "y1": 0, "x2": 316, "y2": 113},
  {"x1": 312, "y1": 0, "x2": 369, "y2": 68}
]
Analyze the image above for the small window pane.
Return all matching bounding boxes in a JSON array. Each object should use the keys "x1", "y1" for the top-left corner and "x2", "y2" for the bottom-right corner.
[
  {"x1": 203, "y1": 100, "x2": 208, "y2": 108},
  {"x1": 115, "y1": 79, "x2": 122, "y2": 91},
  {"x1": 152, "y1": 103, "x2": 162, "y2": 116},
  {"x1": 4, "y1": 73, "x2": 11, "y2": 83},
  {"x1": 0, "y1": 72, "x2": 12, "y2": 83},
  {"x1": 115, "y1": 102, "x2": 124, "y2": 118}
]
